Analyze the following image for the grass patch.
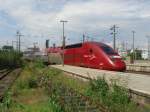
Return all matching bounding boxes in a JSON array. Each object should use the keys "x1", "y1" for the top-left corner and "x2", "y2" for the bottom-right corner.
[
  {"x1": 0, "y1": 61, "x2": 63, "y2": 112},
  {"x1": 42, "y1": 68, "x2": 145, "y2": 112},
  {"x1": 0, "y1": 61, "x2": 148, "y2": 112},
  {"x1": 85, "y1": 78, "x2": 138, "y2": 112},
  {"x1": 9, "y1": 89, "x2": 62, "y2": 112}
]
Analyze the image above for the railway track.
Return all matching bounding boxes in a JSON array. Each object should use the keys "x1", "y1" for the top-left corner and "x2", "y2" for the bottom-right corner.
[
  {"x1": 59, "y1": 87, "x2": 107, "y2": 112},
  {"x1": 0, "y1": 69, "x2": 12, "y2": 80},
  {"x1": 0, "y1": 68, "x2": 21, "y2": 101},
  {"x1": 125, "y1": 70, "x2": 150, "y2": 75},
  {"x1": 48, "y1": 81, "x2": 107, "y2": 112}
]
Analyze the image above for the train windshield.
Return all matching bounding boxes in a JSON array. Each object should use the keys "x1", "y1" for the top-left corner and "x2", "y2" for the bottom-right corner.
[{"x1": 100, "y1": 45, "x2": 117, "y2": 55}]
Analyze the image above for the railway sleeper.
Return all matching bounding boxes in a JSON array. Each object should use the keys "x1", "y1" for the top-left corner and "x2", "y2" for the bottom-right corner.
[
  {"x1": 0, "y1": 68, "x2": 21, "y2": 102},
  {"x1": 49, "y1": 82, "x2": 107, "y2": 112}
]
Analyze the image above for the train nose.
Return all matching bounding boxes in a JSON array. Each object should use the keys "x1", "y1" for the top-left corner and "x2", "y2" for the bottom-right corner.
[
  {"x1": 109, "y1": 55, "x2": 126, "y2": 71},
  {"x1": 113, "y1": 60, "x2": 126, "y2": 71}
]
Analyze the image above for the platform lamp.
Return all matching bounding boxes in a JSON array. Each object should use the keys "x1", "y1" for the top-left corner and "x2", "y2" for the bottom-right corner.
[{"x1": 60, "y1": 20, "x2": 68, "y2": 66}]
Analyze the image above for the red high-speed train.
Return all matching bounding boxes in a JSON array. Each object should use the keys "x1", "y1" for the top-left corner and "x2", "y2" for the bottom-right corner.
[{"x1": 47, "y1": 42, "x2": 126, "y2": 71}]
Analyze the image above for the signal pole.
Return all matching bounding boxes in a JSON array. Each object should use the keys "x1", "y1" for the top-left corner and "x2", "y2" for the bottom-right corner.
[
  {"x1": 60, "y1": 20, "x2": 68, "y2": 66},
  {"x1": 110, "y1": 25, "x2": 118, "y2": 50},
  {"x1": 16, "y1": 31, "x2": 23, "y2": 52}
]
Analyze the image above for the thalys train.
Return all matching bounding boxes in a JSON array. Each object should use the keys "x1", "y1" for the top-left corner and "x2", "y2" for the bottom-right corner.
[{"x1": 46, "y1": 41, "x2": 126, "y2": 71}]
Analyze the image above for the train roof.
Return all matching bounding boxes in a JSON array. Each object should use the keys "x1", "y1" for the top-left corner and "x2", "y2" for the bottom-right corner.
[
  {"x1": 46, "y1": 41, "x2": 111, "y2": 51},
  {"x1": 65, "y1": 41, "x2": 110, "y2": 48}
]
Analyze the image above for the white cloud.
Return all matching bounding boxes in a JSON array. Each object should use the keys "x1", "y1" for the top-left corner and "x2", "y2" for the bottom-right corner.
[{"x1": 0, "y1": 0, "x2": 150, "y2": 48}]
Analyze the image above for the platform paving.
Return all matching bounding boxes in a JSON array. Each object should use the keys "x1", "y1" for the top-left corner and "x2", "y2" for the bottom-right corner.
[
  {"x1": 126, "y1": 64, "x2": 150, "y2": 72},
  {"x1": 51, "y1": 65, "x2": 150, "y2": 97}
]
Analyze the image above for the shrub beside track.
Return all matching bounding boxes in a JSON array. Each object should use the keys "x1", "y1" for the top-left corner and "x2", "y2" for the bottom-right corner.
[{"x1": 0, "y1": 50, "x2": 22, "y2": 68}]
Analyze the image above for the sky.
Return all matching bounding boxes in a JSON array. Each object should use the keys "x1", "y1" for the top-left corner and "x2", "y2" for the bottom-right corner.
[{"x1": 0, "y1": 0, "x2": 150, "y2": 50}]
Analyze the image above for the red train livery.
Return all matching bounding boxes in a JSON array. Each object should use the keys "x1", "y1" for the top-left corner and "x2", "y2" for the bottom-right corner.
[{"x1": 47, "y1": 41, "x2": 126, "y2": 71}]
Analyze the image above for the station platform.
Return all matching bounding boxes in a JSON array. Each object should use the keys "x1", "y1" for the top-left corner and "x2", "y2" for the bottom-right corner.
[
  {"x1": 125, "y1": 60, "x2": 150, "y2": 72},
  {"x1": 51, "y1": 65, "x2": 150, "y2": 100},
  {"x1": 126, "y1": 64, "x2": 150, "y2": 72}
]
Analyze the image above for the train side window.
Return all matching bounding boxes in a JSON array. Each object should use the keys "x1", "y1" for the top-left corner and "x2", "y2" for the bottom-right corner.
[{"x1": 89, "y1": 49, "x2": 93, "y2": 53}]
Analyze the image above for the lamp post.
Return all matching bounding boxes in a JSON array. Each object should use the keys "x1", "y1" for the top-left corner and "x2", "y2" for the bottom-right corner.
[{"x1": 60, "y1": 20, "x2": 68, "y2": 66}]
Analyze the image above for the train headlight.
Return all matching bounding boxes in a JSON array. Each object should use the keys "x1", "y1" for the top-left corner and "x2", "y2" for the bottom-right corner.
[
  {"x1": 110, "y1": 55, "x2": 121, "y2": 61},
  {"x1": 110, "y1": 55, "x2": 121, "y2": 59}
]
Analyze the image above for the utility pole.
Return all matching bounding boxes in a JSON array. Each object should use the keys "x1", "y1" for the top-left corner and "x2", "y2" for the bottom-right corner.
[
  {"x1": 148, "y1": 37, "x2": 150, "y2": 60},
  {"x1": 91, "y1": 37, "x2": 94, "y2": 41},
  {"x1": 110, "y1": 25, "x2": 118, "y2": 50},
  {"x1": 146, "y1": 35, "x2": 150, "y2": 60},
  {"x1": 86, "y1": 36, "x2": 90, "y2": 42},
  {"x1": 60, "y1": 20, "x2": 68, "y2": 66},
  {"x1": 83, "y1": 34, "x2": 85, "y2": 43},
  {"x1": 12, "y1": 41, "x2": 17, "y2": 50},
  {"x1": 6, "y1": 40, "x2": 9, "y2": 45},
  {"x1": 16, "y1": 31, "x2": 23, "y2": 53},
  {"x1": 132, "y1": 31, "x2": 135, "y2": 62},
  {"x1": 33, "y1": 42, "x2": 38, "y2": 48},
  {"x1": 125, "y1": 41, "x2": 128, "y2": 51}
]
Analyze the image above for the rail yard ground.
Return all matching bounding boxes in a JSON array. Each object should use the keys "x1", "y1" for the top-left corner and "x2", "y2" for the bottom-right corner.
[{"x1": 0, "y1": 60, "x2": 149, "y2": 112}]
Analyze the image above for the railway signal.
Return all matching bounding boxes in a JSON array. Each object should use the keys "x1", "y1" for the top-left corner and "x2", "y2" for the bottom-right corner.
[{"x1": 60, "y1": 20, "x2": 68, "y2": 66}]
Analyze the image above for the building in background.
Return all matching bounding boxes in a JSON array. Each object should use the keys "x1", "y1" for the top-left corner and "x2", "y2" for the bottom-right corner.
[
  {"x1": 141, "y1": 49, "x2": 148, "y2": 60},
  {"x1": 117, "y1": 42, "x2": 128, "y2": 58},
  {"x1": 2, "y1": 45, "x2": 14, "y2": 51},
  {"x1": 23, "y1": 46, "x2": 47, "y2": 62}
]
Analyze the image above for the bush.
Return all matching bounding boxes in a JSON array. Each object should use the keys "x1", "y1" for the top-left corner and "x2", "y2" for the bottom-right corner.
[
  {"x1": 85, "y1": 77, "x2": 139, "y2": 112},
  {"x1": 0, "y1": 91, "x2": 13, "y2": 111},
  {"x1": 33, "y1": 59, "x2": 45, "y2": 69},
  {"x1": 15, "y1": 75, "x2": 38, "y2": 90},
  {"x1": 0, "y1": 50, "x2": 22, "y2": 68},
  {"x1": 16, "y1": 80, "x2": 29, "y2": 90},
  {"x1": 28, "y1": 77, "x2": 38, "y2": 88}
]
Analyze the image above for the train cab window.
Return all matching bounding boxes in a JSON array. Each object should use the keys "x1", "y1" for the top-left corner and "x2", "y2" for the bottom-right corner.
[
  {"x1": 65, "y1": 43, "x2": 82, "y2": 49},
  {"x1": 100, "y1": 45, "x2": 117, "y2": 55}
]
